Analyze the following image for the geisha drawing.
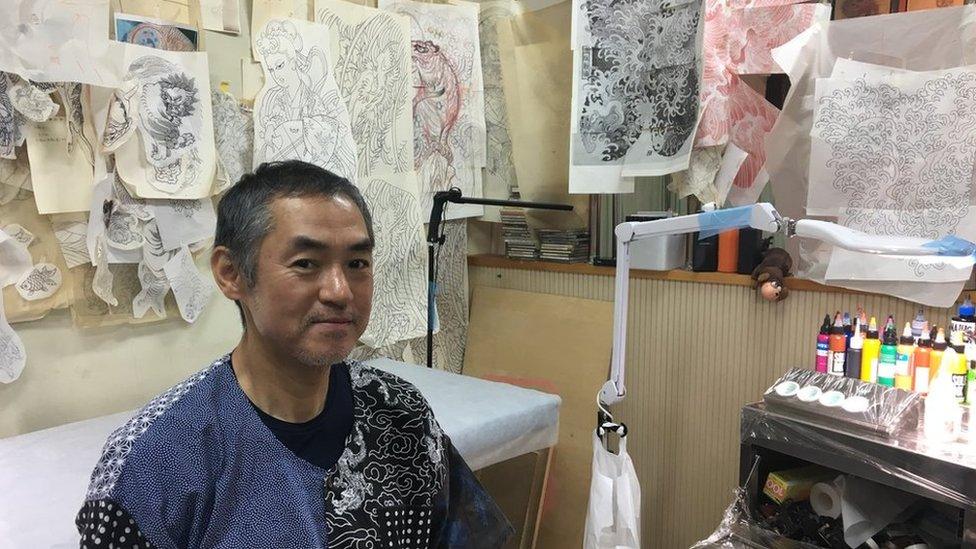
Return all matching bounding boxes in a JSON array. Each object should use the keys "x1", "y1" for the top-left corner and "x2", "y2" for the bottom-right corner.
[{"x1": 253, "y1": 18, "x2": 358, "y2": 181}]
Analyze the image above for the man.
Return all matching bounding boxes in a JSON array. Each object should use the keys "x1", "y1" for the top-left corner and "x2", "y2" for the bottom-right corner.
[{"x1": 76, "y1": 161, "x2": 512, "y2": 548}]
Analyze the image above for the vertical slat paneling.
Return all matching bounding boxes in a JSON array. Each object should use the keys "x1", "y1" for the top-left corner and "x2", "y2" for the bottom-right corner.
[{"x1": 468, "y1": 266, "x2": 954, "y2": 548}]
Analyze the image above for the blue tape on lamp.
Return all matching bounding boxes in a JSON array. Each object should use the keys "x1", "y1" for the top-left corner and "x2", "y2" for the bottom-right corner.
[
  {"x1": 923, "y1": 234, "x2": 976, "y2": 257},
  {"x1": 697, "y1": 206, "x2": 755, "y2": 239}
]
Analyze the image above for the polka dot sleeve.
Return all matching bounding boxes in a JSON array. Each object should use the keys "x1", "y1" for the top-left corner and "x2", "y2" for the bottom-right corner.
[{"x1": 76, "y1": 500, "x2": 157, "y2": 549}]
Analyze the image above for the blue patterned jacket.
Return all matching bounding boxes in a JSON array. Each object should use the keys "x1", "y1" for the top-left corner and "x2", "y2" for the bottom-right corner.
[{"x1": 75, "y1": 355, "x2": 512, "y2": 549}]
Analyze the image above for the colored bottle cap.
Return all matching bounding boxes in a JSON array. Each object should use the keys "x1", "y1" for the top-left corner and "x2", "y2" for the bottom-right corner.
[
  {"x1": 951, "y1": 330, "x2": 966, "y2": 347},
  {"x1": 934, "y1": 328, "x2": 948, "y2": 350},
  {"x1": 900, "y1": 322, "x2": 914, "y2": 345},
  {"x1": 960, "y1": 297, "x2": 975, "y2": 317},
  {"x1": 820, "y1": 314, "x2": 831, "y2": 334},
  {"x1": 831, "y1": 312, "x2": 845, "y2": 334},
  {"x1": 918, "y1": 327, "x2": 931, "y2": 347},
  {"x1": 867, "y1": 316, "x2": 879, "y2": 338},
  {"x1": 850, "y1": 322, "x2": 864, "y2": 349}
]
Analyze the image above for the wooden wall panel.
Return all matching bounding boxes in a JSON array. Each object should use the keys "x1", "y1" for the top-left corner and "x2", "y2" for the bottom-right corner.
[{"x1": 469, "y1": 265, "x2": 953, "y2": 548}]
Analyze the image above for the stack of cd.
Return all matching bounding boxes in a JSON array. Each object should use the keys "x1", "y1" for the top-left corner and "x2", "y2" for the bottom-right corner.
[
  {"x1": 501, "y1": 208, "x2": 538, "y2": 260},
  {"x1": 537, "y1": 229, "x2": 590, "y2": 263}
]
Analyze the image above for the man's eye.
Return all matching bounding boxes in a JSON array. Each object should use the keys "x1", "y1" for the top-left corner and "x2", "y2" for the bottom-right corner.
[
  {"x1": 350, "y1": 259, "x2": 371, "y2": 269},
  {"x1": 292, "y1": 259, "x2": 315, "y2": 269}
]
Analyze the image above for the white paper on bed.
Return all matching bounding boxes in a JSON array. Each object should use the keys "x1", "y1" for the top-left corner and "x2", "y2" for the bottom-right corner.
[
  {"x1": 252, "y1": 18, "x2": 358, "y2": 183},
  {"x1": 379, "y1": 0, "x2": 487, "y2": 219},
  {"x1": 569, "y1": 0, "x2": 702, "y2": 192},
  {"x1": 211, "y1": 90, "x2": 253, "y2": 192},
  {"x1": 314, "y1": 0, "x2": 430, "y2": 348},
  {"x1": 112, "y1": 47, "x2": 217, "y2": 200},
  {"x1": 0, "y1": 289, "x2": 26, "y2": 384},
  {"x1": 0, "y1": 0, "x2": 126, "y2": 88}
]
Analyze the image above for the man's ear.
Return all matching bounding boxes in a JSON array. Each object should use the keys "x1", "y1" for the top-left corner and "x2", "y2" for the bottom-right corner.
[{"x1": 211, "y1": 246, "x2": 247, "y2": 301}]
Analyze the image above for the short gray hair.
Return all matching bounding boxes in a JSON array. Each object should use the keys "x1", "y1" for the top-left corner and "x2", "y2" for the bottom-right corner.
[{"x1": 214, "y1": 161, "x2": 374, "y2": 320}]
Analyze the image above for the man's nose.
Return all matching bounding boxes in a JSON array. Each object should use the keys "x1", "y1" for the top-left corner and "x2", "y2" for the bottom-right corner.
[{"x1": 318, "y1": 265, "x2": 353, "y2": 306}]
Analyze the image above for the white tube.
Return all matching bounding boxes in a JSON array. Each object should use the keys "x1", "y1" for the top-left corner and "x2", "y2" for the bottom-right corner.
[{"x1": 793, "y1": 219, "x2": 940, "y2": 256}]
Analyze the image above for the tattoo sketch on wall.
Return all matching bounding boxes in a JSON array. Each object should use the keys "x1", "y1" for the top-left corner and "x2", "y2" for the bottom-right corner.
[
  {"x1": 315, "y1": 1, "x2": 414, "y2": 177},
  {"x1": 3, "y1": 223, "x2": 34, "y2": 247},
  {"x1": 472, "y1": 0, "x2": 519, "y2": 206},
  {"x1": 56, "y1": 83, "x2": 95, "y2": 163},
  {"x1": 810, "y1": 68, "x2": 976, "y2": 283},
  {"x1": 133, "y1": 260, "x2": 170, "y2": 319},
  {"x1": 0, "y1": 290, "x2": 27, "y2": 384},
  {"x1": 212, "y1": 89, "x2": 253, "y2": 192},
  {"x1": 53, "y1": 220, "x2": 90, "y2": 269},
  {"x1": 358, "y1": 177, "x2": 429, "y2": 348},
  {"x1": 8, "y1": 78, "x2": 59, "y2": 123},
  {"x1": 15, "y1": 262, "x2": 63, "y2": 301},
  {"x1": 0, "y1": 74, "x2": 25, "y2": 160},
  {"x1": 574, "y1": 0, "x2": 701, "y2": 176},
  {"x1": 381, "y1": 0, "x2": 487, "y2": 219},
  {"x1": 253, "y1": 18, "x2": 358, "y2": 182},
  {"x1": 111, "y1": 49, "x2": 216, "y2": 199},
  {"x1": 163, "y1": 245, "x2": 213, "y2": 323}
]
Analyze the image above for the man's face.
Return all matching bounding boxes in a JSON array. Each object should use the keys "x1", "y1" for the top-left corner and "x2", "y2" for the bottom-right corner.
[{"x1": 241, "y1": 195, "x2": 373, "y2": 367}]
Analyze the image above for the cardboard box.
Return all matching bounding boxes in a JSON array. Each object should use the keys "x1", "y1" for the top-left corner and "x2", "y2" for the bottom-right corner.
[{"x1": 763, "y1": 465, "x2": 835, "y2": 504}]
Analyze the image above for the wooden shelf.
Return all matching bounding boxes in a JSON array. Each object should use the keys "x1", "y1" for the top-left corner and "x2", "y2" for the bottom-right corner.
[{"x1": 467, "y1": 254, "x2": 873, "y2": 295}]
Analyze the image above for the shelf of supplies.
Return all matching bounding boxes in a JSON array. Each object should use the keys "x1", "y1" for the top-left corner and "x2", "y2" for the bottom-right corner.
[{"x1": 467, "y1": 254, "x2": 865, "y2": 295}]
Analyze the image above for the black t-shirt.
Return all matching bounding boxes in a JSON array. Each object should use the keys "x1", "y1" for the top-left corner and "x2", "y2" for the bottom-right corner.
[{"x1": 249, "y1": 362, "x2": 354, "y2": 471}]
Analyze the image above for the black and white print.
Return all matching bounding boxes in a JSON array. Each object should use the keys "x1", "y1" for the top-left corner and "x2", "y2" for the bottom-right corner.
[
  {"x1": 132, "y1": 260, "x2": 170, "y2": 319},
  {"x1": 3, "y1": 223, "x2": 34, "y2": 247},
  {"x1": 15, "y1": 262, "x2": 62, "y2": 301},
  {"x1": 8, "y1": 77, "x2": 58, "y2": 123},
  {"x1": 0, "y1": 74, "x2": 25, "y2": 159},
  {"x1": 0, "y1": 290, "x2": 26, "y2": 384},
  {"x1": 358, "y1": 177, "x2": 428, "y2": 348},
  {"x1": 162, "y1": 245, "x2": 213, "y2": 323},
  {"x1": 253, "y1": 18, "x2": 358, "y2": 182},
  {"x1": 324, "y1": 362, "x2": 446, "y2": 547},
  {"x1": 810, "y1": 67, "x2": 976, "y2": 283},
  {"x1": 211, "y1": 89, "x2": 253, "y2": 192},
  {"x1": 315, "y1": 1, "x2": 415, "y2": 176},
  {"x1": 575, "y1": 0, "x2": 701, "y2": 165}
]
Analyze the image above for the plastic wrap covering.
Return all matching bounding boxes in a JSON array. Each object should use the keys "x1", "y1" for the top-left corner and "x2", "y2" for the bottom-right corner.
[
  {"x1": 691, "y1": 487, "x2": 826, "y2": 549},
  {"x1": 741, "y1": 403, "x2": 976, "y2": 511},
  {"x1": 763, "y1": 368, "x2": 922, "y2": 438}
]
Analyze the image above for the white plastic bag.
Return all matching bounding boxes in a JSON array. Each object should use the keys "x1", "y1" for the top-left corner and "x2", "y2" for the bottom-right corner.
[{"x1": 583, "y1": 430, "x2": 642, "y2": 549}]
